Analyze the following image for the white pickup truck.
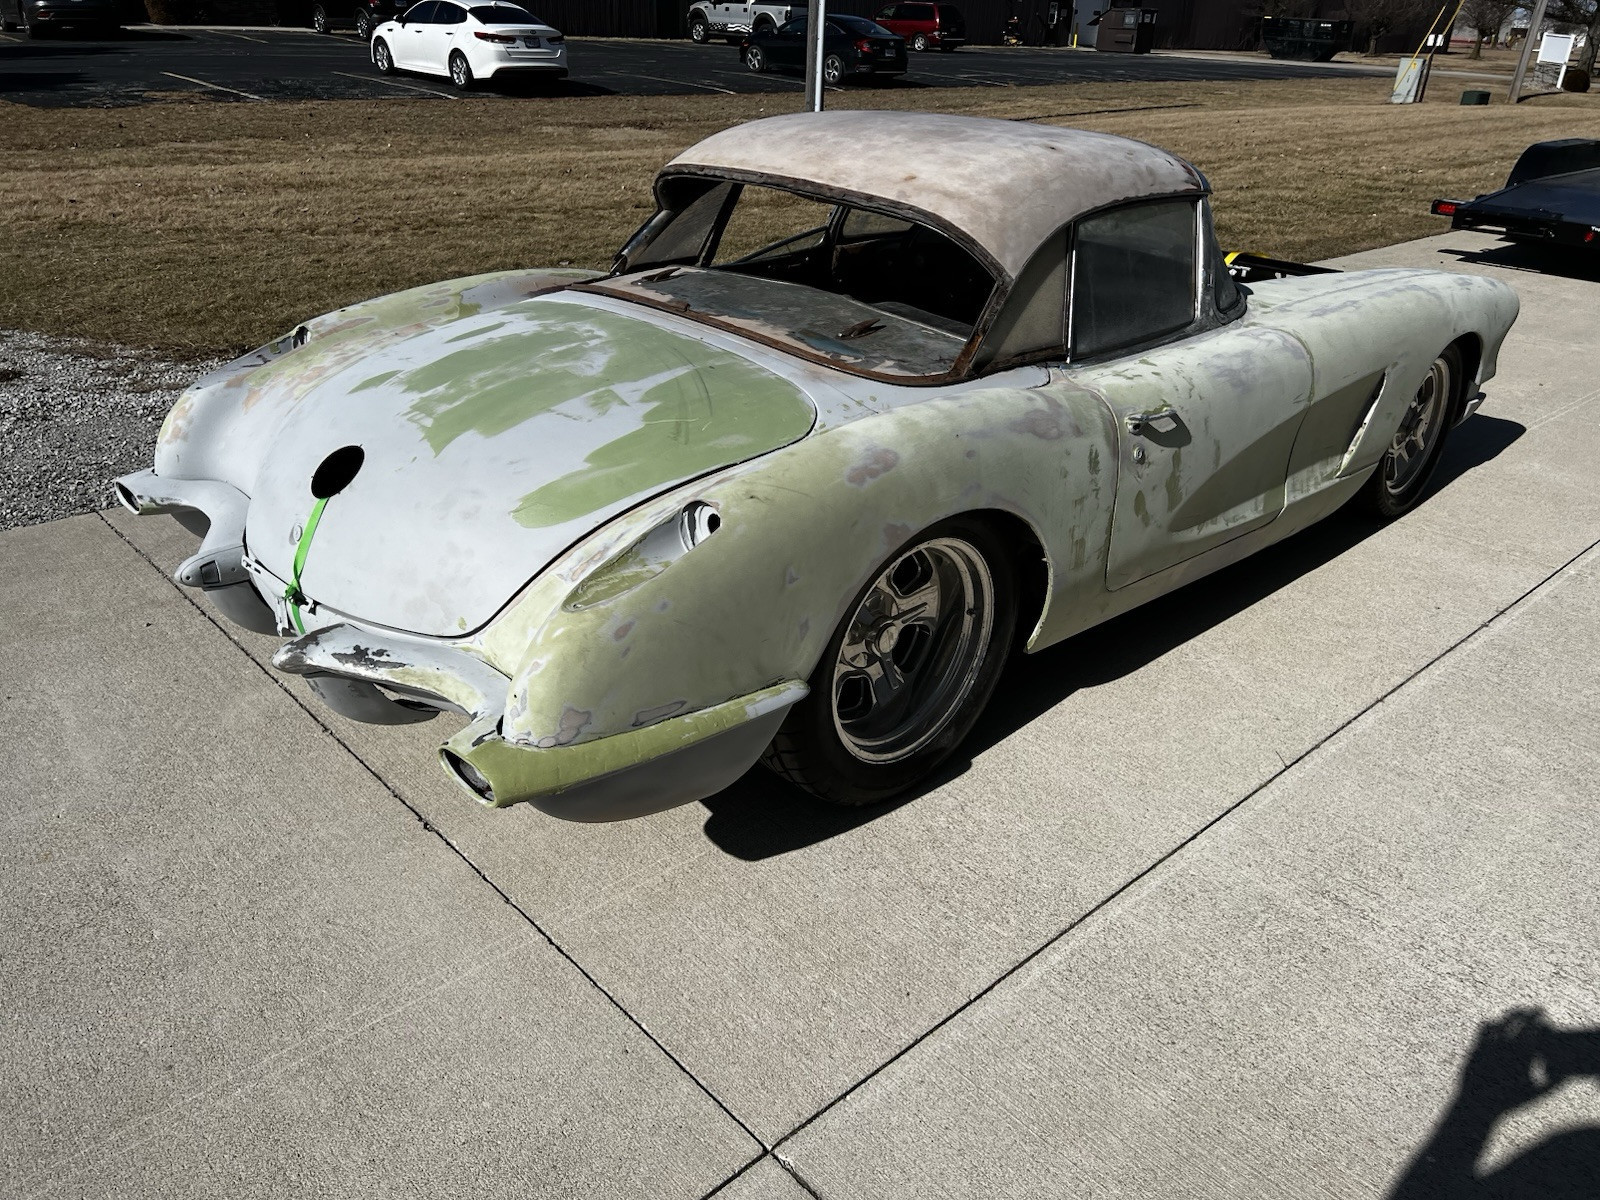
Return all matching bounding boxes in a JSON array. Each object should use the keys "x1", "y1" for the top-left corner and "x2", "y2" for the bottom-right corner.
[{"x1": 687, "y1": 1, "x2": 796, "y2": 43}]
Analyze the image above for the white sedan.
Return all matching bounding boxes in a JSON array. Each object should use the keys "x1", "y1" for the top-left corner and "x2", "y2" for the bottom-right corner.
[{"x1": 372, "y1": 1, "x2": 567, "y2": 90}]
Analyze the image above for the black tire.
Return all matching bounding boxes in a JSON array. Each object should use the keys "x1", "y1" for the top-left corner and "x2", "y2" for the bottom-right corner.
[
  {"x1": 939, "y1": 41, "x2": 957, "y2": 51},
  {"x1": 1359, "y1": 343, "x2": 1463, "y2": 519},
  {"x1": 371, "y1": 36, "x2": 393, "y2": 72},
  {"x1": 354, "y1": 9, "x2": 372, "y2": 38},
  {"x1": 744, "y1": 43, "x2": 764, "y2": 71},
  {"x1": 688, "y1": 12, "x2": 708, "y2": 42},
  {"x1": 911, "y1": 32, "x2": 928, "y2": 50},
  {"x1": 1, "y1": 16, "x2": 17, "y2": 30},
  {"x1": 761, "y1": 516, "x2": 1017, "y2": 806},
  {"x1": 311, "y1": 3, "x2": 328, "y2": 31},
  {"x1": 822, "y1": 51, "x2": 844, "y2": 85},
  {"x1": 449, "y1": 48, "x2": 473, "y2": 89},
  {"x1": 752, "y1": 16, "x2": 772, "y2": 35}
]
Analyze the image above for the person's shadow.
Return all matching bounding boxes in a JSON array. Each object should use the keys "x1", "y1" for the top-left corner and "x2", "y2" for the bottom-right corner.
[{"x1": 1390, "y1": 1009, "x2": 1600, "y2": 1198}]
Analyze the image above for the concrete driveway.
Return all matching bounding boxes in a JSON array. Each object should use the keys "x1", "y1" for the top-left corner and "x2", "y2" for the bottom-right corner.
[{"x1": 4, "y1": 230, "x2": 1597, "y2": 1198}]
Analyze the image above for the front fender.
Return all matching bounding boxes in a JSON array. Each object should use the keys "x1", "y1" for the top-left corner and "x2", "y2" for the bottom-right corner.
[{"x1": 472, "y1": 379, "x2": 1118, "y2": 760}]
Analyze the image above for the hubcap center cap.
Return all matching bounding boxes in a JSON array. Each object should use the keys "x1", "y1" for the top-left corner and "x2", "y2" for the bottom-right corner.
[{"x1": 870, "y1": 619, "x2": 901, "y2": 657}]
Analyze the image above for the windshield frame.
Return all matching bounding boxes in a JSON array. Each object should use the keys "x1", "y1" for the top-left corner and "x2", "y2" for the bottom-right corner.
[{"x1": 584, "y1": 167, "x2": 1012, "y2": 386}]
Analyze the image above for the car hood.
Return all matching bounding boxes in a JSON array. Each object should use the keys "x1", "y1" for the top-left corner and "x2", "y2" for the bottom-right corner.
[{"x1": 242, "y1": 294, "x2": 818, "y2": 637}]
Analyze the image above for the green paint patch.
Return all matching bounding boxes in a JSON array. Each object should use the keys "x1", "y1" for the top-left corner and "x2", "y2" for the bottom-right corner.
[
  {"x1": 394, "y1": 302, "x2": 814, "y2": 527},
  {"x1": 351, "y1": 369, "x2": 401, "y2": 393}
]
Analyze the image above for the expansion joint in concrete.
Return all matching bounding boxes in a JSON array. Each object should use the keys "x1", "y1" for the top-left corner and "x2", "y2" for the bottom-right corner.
[
  {"x1": 757, "y1": 530, "x2": 1600, "y2": 1164},
  {"x1": 96, "y1": 511, "x2": 772, "y2": 1163}
]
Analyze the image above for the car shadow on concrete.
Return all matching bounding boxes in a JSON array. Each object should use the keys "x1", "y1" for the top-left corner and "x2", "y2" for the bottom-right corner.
[
  {"x1": 1387, "y1": 1008, "x2": 1600, "y2": 1198},
  {"x1": 699, "y1": 413, "x2": 1526, "y2": 861},
  {"x1": 1438, "y1": 240, "x2": 1600, "y2": 284}
]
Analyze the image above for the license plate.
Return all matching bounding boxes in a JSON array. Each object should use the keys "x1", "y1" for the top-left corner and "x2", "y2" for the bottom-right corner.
[{"x1": 523, "y1": 35, "x2": 540, "y2": 46}]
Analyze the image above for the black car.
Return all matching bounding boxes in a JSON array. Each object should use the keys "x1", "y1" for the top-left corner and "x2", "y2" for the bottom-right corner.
[
  {"x1": 1433, "y1": 139, "x2": 1600, "y2": 251},
  {"x1": 741, "y1": 13, "x2": 906, "y2": 85},
  {"x1": 0, "y1": 0, "x2": 120, "y2": 37},
  {"x1": 277, "y1": 0, "x2": 405, "y2": 38}
]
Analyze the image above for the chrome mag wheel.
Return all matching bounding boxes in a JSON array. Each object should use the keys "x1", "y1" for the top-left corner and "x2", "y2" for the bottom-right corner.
[
  {"x1": 831, "y1": 536, "x2": 994, "y2": 765},
  {"x1": 1384, "y1": 353, "x2": 1451, "y2": 497}
]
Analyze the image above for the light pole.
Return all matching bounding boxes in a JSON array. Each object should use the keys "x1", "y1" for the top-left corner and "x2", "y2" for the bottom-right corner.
[
  {"x1": 804, "y1": 0, "x2": 827, "y2": 112},
  {"x1": 1508, "y1": 0, "x2": 1548, "y2": 102}
]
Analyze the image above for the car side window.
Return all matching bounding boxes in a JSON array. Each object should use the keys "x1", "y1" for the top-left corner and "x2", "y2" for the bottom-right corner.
[
  {"x1": 777, "y1": 16, "x2": 804, "y2": 34},
  {"x1": 437, "y1": 2, "x2": 465, "y2": 20},
  {"x1": 878, "y1": 5, "x2": 898, "y2": 17},
  {"x1": 402, "y1": 1, "x2": 436, "y2": 21},
  {"x1": 1070, "y1": 198, "x2": 1197, "y2": 359}
]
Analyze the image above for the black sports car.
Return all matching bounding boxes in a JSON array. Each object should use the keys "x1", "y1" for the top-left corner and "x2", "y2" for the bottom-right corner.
[
  {"x1": 741, "y1": 13, "x2": 906, "y2": 85},
  {"x1": 1433, "y1": 138, "x2": 1600, "y2": 250}
]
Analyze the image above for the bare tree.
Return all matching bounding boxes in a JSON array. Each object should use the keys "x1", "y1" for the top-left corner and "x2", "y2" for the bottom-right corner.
[
  {"x1": 1548, "y1": 0, "x2": 1600, "y2": 70},
  {"x1": 1460, "y1": 0, "x2": 1517, "y2": 55},
  {"x1": 1341, "y1": 0, "x2": 1438, "y2": 54}
]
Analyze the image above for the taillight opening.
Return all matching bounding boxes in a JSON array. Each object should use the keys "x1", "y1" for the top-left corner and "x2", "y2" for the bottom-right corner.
[{"x1": 475, "y1": 29, "x2": 516, "y2": 42}]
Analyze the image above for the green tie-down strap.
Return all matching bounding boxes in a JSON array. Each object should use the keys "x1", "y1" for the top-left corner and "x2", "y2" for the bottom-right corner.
[{"x1": 284, "y1": 496, "x2": 329, "y2": 635}]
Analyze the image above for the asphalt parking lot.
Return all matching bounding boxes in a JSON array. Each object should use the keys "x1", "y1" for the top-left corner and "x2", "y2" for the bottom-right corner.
[
  {"x1": 4, "y1": 230, "x2": 1598, "y2": 1197},
  {"x1": 0, "y1": 26, "x2": 1389, "y2": 106}
]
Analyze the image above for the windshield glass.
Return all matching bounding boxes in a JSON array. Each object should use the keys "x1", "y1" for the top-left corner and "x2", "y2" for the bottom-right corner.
[{"x1": 601, "y1": 178, "x2": 996, "y2": 379}]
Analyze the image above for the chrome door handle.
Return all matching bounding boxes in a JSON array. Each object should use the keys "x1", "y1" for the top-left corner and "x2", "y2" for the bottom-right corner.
[{"x1": 1126, "y1": 407, "x2": 1179, "y2": 436}]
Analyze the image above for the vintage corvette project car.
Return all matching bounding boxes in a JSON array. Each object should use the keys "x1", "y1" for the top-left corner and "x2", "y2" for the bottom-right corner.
[{"x1": 117, "y1": 112, "x2": 1519, "y2": 820}]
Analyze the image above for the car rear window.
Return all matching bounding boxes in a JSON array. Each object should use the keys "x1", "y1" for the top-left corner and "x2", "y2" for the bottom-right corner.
[{"x1": 469, "y1": 3, "x2": 540, "y2": 22}]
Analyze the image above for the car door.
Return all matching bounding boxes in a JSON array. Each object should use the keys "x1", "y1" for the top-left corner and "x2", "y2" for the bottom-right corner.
[
  {"x1": 1061, "y1": 198, "x2": 1313, "y2": 590},
  {"x1": 393, "y1": 0, "x2": 436, "y2": 67},
  {"x1": 766, "y1": 15, "x2": 806, "y2": 66},
  {"x1": 427, "y1": 0, "x2": 467, "y2": 72}
]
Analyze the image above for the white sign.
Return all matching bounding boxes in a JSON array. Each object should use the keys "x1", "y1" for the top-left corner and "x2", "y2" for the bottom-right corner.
[{"x1": 1537, "y1": 31, "x2": 1575, "y2": 63}]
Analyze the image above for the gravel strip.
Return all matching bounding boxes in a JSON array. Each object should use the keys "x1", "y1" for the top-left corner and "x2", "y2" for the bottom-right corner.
[{"x1": 0, "y1": 330, "x2": 222, "y2": 533}]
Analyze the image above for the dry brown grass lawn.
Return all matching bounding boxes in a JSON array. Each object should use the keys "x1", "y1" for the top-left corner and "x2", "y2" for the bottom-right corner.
[{"x1": 0, "y1": 78, "x2": 1593, "y2": 356}]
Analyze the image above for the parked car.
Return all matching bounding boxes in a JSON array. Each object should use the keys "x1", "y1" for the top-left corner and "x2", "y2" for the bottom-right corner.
[
  {"x1": 371, "y1": 0, "x2": 566, "y2": 89},
  {"x1": 742, "y1": 14, "x2": 905, "y2": 85},
  {"x1": 873, "y1": 1, "x2": 964, "y2": 51},
  {"x1": 687, "y1": 0, "x2": 791, "y2": 44},
  {"x1": 117, "y1": 111, "x2": 1518, "y2": 821},
  {"x1": 286, "y1": 0, "x2": 407, "y2": 39},
  {"x1": 0, "y1": 0, "x2": 120, "y2": 37},
  {"x1": 1432, "y1": 138, "x2": 1600, "y2": 251}
]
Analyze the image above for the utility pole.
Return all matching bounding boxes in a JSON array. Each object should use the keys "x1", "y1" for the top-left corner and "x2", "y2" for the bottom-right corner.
[
  {"x1": 1508, "y1": 0, "x2": 1548, "y2": 102},
  {"x1": 805, "y1": 0, "x2": 827, "y2": 111}
]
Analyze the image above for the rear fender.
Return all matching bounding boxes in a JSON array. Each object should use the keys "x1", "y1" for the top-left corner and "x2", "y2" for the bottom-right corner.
[{"x1": 469, "y1": 381, "x2": 1118, "y2": 754}]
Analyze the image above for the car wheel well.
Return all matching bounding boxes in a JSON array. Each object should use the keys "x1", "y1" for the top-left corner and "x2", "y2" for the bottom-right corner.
[
  {"x1": 1448, "y1": 332, "x2": 1483, "y2": 415},
  {"x1": 964, "y1": 508, "x2": 1049, "y2": 651}
]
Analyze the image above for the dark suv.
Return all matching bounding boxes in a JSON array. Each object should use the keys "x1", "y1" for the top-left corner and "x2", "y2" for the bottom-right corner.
[{"x1": 873, "y1": 2, "x2": 964, "y2": 51}]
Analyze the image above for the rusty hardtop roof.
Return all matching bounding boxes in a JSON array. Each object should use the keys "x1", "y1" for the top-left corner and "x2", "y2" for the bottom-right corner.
[{"x1": 663, "y1": 110, "x2": 1207, "y2": 280}]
